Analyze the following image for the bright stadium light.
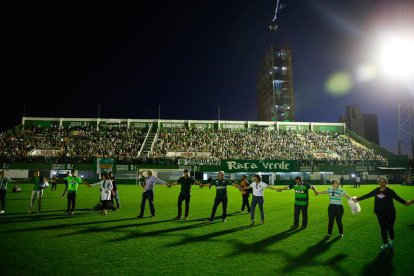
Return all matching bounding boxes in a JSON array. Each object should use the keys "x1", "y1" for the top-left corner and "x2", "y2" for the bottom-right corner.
[{"x1": 376, "y1": 31, "x2": 414, "y2": 80}]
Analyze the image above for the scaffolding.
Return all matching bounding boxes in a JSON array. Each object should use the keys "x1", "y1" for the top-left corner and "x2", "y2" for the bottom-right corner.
[{"x1": 397, "y1": 103, "x2": 414, "y2": 157}]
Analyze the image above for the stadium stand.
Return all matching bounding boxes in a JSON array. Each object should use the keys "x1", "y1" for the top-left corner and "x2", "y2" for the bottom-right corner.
[
  {"x1": 0, "y1": 125, "x2": 147, "y2": 163},
  {"x1": 0, "y1": 120, "x2": 387, "y2": 167},
  {"x1": 151, "y1": 128, "x2": 387, "y2": 166}
]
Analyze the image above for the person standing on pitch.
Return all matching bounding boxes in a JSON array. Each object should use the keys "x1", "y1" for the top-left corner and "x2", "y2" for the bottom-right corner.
[
  {"x1": 276, "y1": 176, "x2": 318, "y2": 229},
  {"x1": 60, "y1": 172, "x2": 70, "y2": 198},
  {"x1": 64, "y1": 170, "x2": 85, "y2": 215},
  {"x1": 239, "y1": 175, "x2": 251, "y2": 213},
  {"x1": 28, "y1": 171, "x2": 44, "y2": 214},
  {"x1": 137, "y1": 170, "x2": 168, "y2": 218},
  {"x1": 50, "y1": 176, "x2": 57, "y2": 191},
  {"x1": 353, "y1": 177, "x2": 411, "y2": 251},
  {"x1": 200, "y1": 171, "x2": 241, "y2": 223},
  {"x1": 109, "y1": 172, "x2": 120, "y2": 209},
  {"x1": 244, "y1": 174, "x2": 278, "y2": 226},
  {"x1": 316, "y1": 179, "x2": 351, "y2": 237},
  {"x1": 89, "y1": 173, "x2": 113, "y2": 215},
  {"x1": 0, "y1": 170, "x2": 15, "y2": 214},
  {"x1": 168, "y1": 169, "x2": 201, "y2": 220},
  {"x1": 356, "y1": 175, "x2": 361, "y2": 188}
]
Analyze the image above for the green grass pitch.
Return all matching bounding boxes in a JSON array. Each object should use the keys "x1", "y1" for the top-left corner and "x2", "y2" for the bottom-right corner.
[{"x1": 1, "y1": 183, "x2": 413, "y2": 275}]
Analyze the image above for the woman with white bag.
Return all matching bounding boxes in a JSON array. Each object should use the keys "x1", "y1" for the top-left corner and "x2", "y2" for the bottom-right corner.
[
  {"x1": 317, "y1": 179, "x2": 351, "y2": 238},
  {"x1": 89, "y1": 173, "x2": 113, "y2": 215},
  {"x1": 353, "y1": 177, "x2": 411, "y2": 251}
]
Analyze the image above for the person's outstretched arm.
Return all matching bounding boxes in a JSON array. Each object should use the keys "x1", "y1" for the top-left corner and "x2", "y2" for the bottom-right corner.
[
  {"x1": 276, "y1": 186, "x2": 290, "y2": 192},
  {"x1": 391, "y1": 190, "x2": 409, "y2": 206},
  {"x1": 353, "y1": 189, "x2": 377, "y2": 202}
]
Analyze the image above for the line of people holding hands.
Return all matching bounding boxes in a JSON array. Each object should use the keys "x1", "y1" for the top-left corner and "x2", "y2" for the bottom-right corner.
[
  {"x1": 150, "y1": 170, "x2": 414, "y2": 252},
  {"x1": 1, "y1": 168, "x2": 414, "y2": 251}
]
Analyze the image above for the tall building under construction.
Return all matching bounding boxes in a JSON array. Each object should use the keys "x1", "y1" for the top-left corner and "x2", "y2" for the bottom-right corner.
[{"x1": 256, "y1": 46, "x2": 294, "y2": 121}]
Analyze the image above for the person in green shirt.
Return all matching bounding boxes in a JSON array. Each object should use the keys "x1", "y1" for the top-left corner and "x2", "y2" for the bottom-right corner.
[
  {"x1": 64, "y1": 169, "x2": 85, "y2": 215},
  {"x1": 200, "y1": 171, "x2": 241, "y2": 223},
  {"x1": 168, "y1": 169, "x2": 201, "y2": 220},
  {"x1": 277, "y1": 176, "x2": 317, "y2": 229}
]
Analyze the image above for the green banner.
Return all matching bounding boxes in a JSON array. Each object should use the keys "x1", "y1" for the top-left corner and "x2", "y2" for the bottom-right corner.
[
  {"x1": 189, "y1": 122, "x2": 216, "y2": 129},
  {"x1": 96, "y1": 158, "x2": 115, "y2": 174},
  {"x1": 221, "y1": 160, "x2": 297, "y2": 172},
  {"x1": 278, "y1": 123, "x2": 309, "y2": 132},
  {"x1": 24, "y1": 120, "x2": 59, "y2": 128},
  {"x1": 312, "y1": 124, "x2": 345, "y2": 134}
]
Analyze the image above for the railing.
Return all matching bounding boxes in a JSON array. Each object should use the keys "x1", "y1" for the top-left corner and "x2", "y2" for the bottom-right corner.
[
  {"x1": 346, "y1": 129, "x2": 394, "y2": 158},
  {"x1": 138, "y1": 123, "x2": 153, "y2": 157}
]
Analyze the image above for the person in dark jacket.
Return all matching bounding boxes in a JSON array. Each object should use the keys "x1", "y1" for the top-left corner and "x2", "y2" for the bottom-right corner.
[
  {"x1": 109, "y1": 172, "x2": 120, "y2": 209},
  {"x1": 353, "y1": 177, "x2": 411, "y2": 251},
  {"x1": 168, "y1": 169, "x2": 201, "y2": 220}
]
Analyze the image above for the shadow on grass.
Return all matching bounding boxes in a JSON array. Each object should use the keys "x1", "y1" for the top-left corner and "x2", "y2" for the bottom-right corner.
[
  {"x1": 0, "y1": 209, "x2": 95, "y2": 224},
  {"x1": 62, "y1": 218, "x2": 178, "y2": 237},
  {"x1": 226, "y1": 211, "x2": 249, "y2": 218},
  {"x1": 279, "y1": 236, "x2": 348, "y2": 275},
  {"x1": 407, "y1": 224, "x2": 414, "y2": 230},
  {"x1": 108, "y1": 221, "x2": 212, "y2": 242},
  {"x1": 361, "y1": 249, "x2": 394, "y2": 276},
  {"x1": 224, "y1": 228, "x2": 303, "y2": 257},
  {"x1": 3, "y1": 217, "x2": 152, "y2": 233},
  {"x1": 6, "y1": 198, "x2": 34, "y2": 201},
  {"x1": 165, "y1": 224, "x2": 255, "y2": 247},
  {"x1": 183, "y1": 212, "x2": 247, "y2": 222}
]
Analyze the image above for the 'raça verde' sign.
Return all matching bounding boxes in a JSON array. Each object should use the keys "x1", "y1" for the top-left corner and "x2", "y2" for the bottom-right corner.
[{"x1": 221, "y1": 160, "x2": 297, "y2": 172}]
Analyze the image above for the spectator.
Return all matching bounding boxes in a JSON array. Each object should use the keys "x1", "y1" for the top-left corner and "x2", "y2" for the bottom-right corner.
[
  {"x1": 201, "y1": 171, "x2": 241, "y2": 223},
  {"x1": 28, "y1": 171, "x2": 46, "y2": 214},
  {"x1": 109, "y1": 172, "x2": 120, "y2": 209},
  {"x1": 89, "y1": 173, "x2": 113, "y2": 215},
  {"x1": 245, "y1": 174, "x2": 278, "y2": 226},
  {"x1": 316, "y1": 179, "x2": 351, "y2": 237},
  {"x1": 137, "y1": 170, "x2": 168, "y2": 219},
  {"x1": 276, "y1": 176, "x2": 318, "y2": 230},
  {"x1": 353, "y1": 177, "x2": 411, "y2": 251},
  {"x1": 64, "y1": 170, "x2": 85, "y2": 215},
  {"x1": 0, "y1": 170, "x2": 14, "y2": 214},
  {"x1": 238, "y1": 175, "x2": 251, "y2": 213},
  {"x1": 168, "y1": 169, "x2": 201, "y2": 220}
]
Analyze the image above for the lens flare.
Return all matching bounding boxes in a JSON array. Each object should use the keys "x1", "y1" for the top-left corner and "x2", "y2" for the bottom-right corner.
[{"x1": 325, "y1": 71, "x2": 352, "y2": 96}]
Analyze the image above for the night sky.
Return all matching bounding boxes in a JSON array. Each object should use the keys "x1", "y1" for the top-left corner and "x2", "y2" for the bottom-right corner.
[{"x1": 2, "y1": 0, "x2": 414, "y2": 153}]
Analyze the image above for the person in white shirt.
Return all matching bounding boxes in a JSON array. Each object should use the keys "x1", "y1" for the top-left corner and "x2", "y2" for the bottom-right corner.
[
  {"x1": 89, "y1": 173, "x2": 113, "y2": 215},
  {"x1": 0, "y1": 170, "x2": 16, "y2": 214},
  {"x1": 244, "y1": 174, "x2": 278, "y2": 226}
]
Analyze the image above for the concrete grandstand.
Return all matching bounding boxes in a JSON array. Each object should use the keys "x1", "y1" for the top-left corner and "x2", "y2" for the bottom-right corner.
[{"x1": 0, "y1": 117, "x2": 409, "y2": 185}]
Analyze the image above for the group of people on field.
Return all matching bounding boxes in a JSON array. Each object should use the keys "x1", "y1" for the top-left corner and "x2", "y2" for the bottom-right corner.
[
  {"x1": 0, "y1": 169, "x2": 121, "y2": 216},
  {"x1": 137, "y1": 169, "x2": 414, "y2": 252},
  {"x1": 1, "y1": 168, "x2": 413, "y2": 251}
]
